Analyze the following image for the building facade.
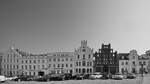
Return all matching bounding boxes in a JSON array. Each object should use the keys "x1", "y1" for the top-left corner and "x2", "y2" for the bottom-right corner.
[
  {"x1": 94, "y1": 44, "x2": 119, "y2": 75},
  {"x1": 74, "y1": 40, "x2": 94, "y2": 74},
  {"x1": 1, "y1": 47, "x2": 21, "y2": 77},
  {"x1": 19, "y1": 52, "x2": 48, "y2": 76},
  {"x1": 1, "y1": 41, "x2": 150, "y2": 77},
  {"x1": 128, "y1": 50, "x2": 139, "y2": 74},
  {"x1": 47, "y1": 52, "x2": 74, "y2": 74},
  {"x1": 118, "y1": 53, "x2": 130, "y2": 74}
]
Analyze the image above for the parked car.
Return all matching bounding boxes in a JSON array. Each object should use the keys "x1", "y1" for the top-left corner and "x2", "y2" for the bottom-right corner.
[
  {"x1": 13, "y1": 75, "x2": 35, "y2": 81},
  {"x1": 71, "y1": 74, "x2": 78, "y2": 80},
  {"x1": 83, "y1": 74, "x2": 90, "y2": 79},
  {"x1": 100, "y1": 73, "x2": 109, "y2": 79},
  {"x1": 112, "y1": 73, "x2": 124, "y2": 80},
  {"x1": 126, "y1": 73, "x2": 136, "y2": 79},
  {"x1": 0, "y1": 75, "x2": 7, "y2": 82},
  {"x1": 49, "y1": 74, "x2": 65, "y2": 81},
  {"x1": 63, "y1": 73, "x2": 72, "y2": 80},
  {"x1": 89, "y1": 72, "x2": 103, "y2": 79},
  {"x1": 34, "y1": 76, "x2": 49, "y2": 82},
  {"x1": 75, "y1": 74, "x2": 84, "y2": 80}
]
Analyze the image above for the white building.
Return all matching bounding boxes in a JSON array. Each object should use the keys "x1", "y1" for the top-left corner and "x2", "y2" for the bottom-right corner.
[
  {"x1": 118, "y1": 53, "x2": 130, "y2": 74},
  {"x1": 74, "y1": 40, "x2": 94, "y2": 74},
  {"x1": 1, "y1": 46, "x2": 21, "y2": 77},
  {"x1": 47, "y1": 52, "x2": 74, "y2": 74}
]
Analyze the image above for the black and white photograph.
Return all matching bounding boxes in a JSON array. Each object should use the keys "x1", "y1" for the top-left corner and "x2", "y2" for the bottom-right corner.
[{"x1": 0, "y1": 0, "x2": 150, "y2": 84}]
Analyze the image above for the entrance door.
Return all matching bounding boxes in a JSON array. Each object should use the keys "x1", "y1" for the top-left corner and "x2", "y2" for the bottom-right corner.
[
  {"x1": 103, "y1": 66, "x2": 109, "y2": 74},
  {"x1": 38, "y1": 71, "x2": 44, "y2": 76}
]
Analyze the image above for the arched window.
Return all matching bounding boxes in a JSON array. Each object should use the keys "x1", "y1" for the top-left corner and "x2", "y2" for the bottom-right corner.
[
  {"x1": 83, "y1": 54, "x2": 85, "y2": 59},
  {"x1": 79, "y1": 69, "x2": 81, "y2": 73},
  {"x1": 90, "y1": 68, "x2": 92, "y2": 73},
  {"x1": 87, "y1": 69, "x2": 89, "y2": 73}
]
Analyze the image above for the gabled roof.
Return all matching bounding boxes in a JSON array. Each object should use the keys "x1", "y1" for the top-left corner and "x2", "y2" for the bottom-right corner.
[
  {"x1": 138, "y1": 54, "x2": 149, "y2": 60},
  {"x1": 15, "y1": 49, "x2": 33, "y2": 56}
]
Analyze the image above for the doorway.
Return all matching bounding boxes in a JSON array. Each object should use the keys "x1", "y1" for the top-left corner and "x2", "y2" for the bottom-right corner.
[
  {"x1": 103, "y1": 65, "x2": 109, "y2": 74},
  {"x1": 38, "y1": 71, "x2": 44, "y2": 76}
]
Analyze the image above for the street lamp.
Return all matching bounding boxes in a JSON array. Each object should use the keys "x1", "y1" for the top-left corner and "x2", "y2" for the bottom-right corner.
[
  {"x1": 139, "y1": 63, "x2": 144, "y2": 84},
  {"x1": 141, "y1": 63, "x2": 144, "y2": 77}
]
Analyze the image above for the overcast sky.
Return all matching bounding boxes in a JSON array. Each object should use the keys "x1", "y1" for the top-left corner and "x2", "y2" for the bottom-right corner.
[{"x1": 0, "y1": 0, "x2": 150, "y2": 54}]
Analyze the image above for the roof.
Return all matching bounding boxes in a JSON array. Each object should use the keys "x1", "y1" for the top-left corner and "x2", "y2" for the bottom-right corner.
[
  {"x1": 138, "y1": 54, "x2": 149, "y2": 60},
  {"x1": 118, "y1": 53, "x2": 129, "y2": 60},
  {"x1": 15, "y1": 49, "x2": 34, "y2": 56}
]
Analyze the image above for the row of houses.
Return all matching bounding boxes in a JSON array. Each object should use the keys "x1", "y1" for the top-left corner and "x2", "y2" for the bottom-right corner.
[{"x1": 0, "y1": 40, "x2": 150, "y2": 77}]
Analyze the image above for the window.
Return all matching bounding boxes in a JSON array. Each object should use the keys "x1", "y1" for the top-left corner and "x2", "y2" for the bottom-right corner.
[
  {"x1": 76, "y1": 69, "x2": 78, "y2": 73},
  {"x1": 26, "y1": 60, "x2": 28, "y2": 63},
  {"x1": 83, "y1": 54, "x2": 85, "y2": 59},
  {"x1": 53, "y1": 58, "x2": 56, "y2": 62},
  {"x1": 87, "y1": 62, "x2": 89, "y2": 66},
  {"x1": 133, "y1": 61, "x2": 135, "y2": 66},
  {"x1": 49, "y1": 64, "x2": 51, "y2": 67},
  {"x1": 66, "y1": 64, "x2": 68, "y2": 67},
  {"x1": 22, "y1": 60, "x2": 24, "y2": 63},
  {"x1": 53, "y1": 64, "x2": 55, "y2": 68},
  {"x1": 38, "y1": 60, "x2": 40, "y2": 63},
  {"x1": 66, "y1": 58, "x2": 68, "y2": 61},
  {"x1": 34, "y1": 60, "x2": 36, "y2": 63},
  {"x1": 3, "y1": 65, "x2": 6, "y2": 69},
  {"x1": 34, "y1": 65, "x2": 36, "y2": 70},
  {"x1": 90, "y1": 62, "x2": 92, "y2": 66},
  {"x1": 76, "y1": 62, "x2": 78, "y2": 66},
  {"x1": 70, "y1": 64, "x2": 72, "y2": 67},
  {"x1": 30, "y1": 60, "x2": 32, "y2": 63},
  {"x1": 89, "y1": 54, "x2": 91, "y2": 58},
  {"x1": 10, "y1": 59, "x2": 12, "y2": 62},
  {"x1": 49, "y1": 59, "x2": 51, "y2": 62},
  {"x1": 62, "y1": 59, "x2": 64, "y2": 61},
  {"x1": 22, "y1": 65, "x2": 24, "y2": 69},
  {"x1": 42, "y1": 60, "x2": 45, "y2": 63},
  {"x1": 42, "y1": 65, "x2": 44, "y2": 69},
  {"x1": 70, "y1": 58, "x2": 72, "y2": 61},
  {"x1": 29, "y1": 65, "x2": 31, "y2": 70},
  {"x1": 3, "y1": 59, "x2": 5, "y2": 63},
  {"x1": 77, "y1": 55, "x2": 80, "y2": 59},
  {"x1": 126, "y1": 62, "x2": 128, "y2": 65},
  {"x1": 17, "y1": 65, "x2": 19, "y2": 69},
  {"x1": 58, "y1": 58, "x2": 60, "y2": 62},
  {"x1": 82, "y1": 61, "x2": 86, "y2": 66},
  {"x1": 25, "y1": 65, "x2": 27, "y2": 69},
  {"x1": 122, "y1": 62, "x2": 124, "y2": 65},
  {"x1": 143, "y1": 61, "x2": 146, "y2": 65},
  {"x1": 82, "y1": 49, "x2": 86, "y2": 52},
  {"x1": 58, "y1": 64, "x2": 60, "y2": 68},
  {"x1": 139, "y1": 62, "x2": 142, "y2": 65},
  {"x1": 133, "y1": 56, "x2": 135, "y2": 59},
  {"x1": 13, "y1": 65, "x2": 15, "y2": 69},
  {"x1": 79, "y1": 62, "x2": 81, "y2": 66},
  {"x1": 62, "y1": 64, "x2": 64, "y2": 67}
]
